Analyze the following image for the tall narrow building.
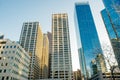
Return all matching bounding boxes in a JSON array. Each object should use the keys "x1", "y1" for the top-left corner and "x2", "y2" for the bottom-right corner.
[
  {"x1": 75, "y1": 3, "x2": 103, "y2": 79},
  {"x1": 41, "y1": 34, "x2": 49, "y2": 79},
  {"x1": 19, "y1": 22, "x2": 43, "y2": 80},
  {"x1": 101, "y1": 0, "x2": 120, "y2": 68},
  {"x1": 51, "y1": 13, "x2": 72, "y2": 80},
  {"x1": 47, "y1": 32, "x2": 52, "y2": 78}
]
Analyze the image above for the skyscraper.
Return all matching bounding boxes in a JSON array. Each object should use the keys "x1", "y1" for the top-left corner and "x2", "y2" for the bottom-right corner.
[
  {"x1": 75, "y1": 3, "x2": 102, "y2": 79},
  {"x1": 51, "y1": 13, "x2": 72, "y2": 80},
  {"x1": 101, "y1": 0, "x2": 120, "y2": 68},
  {"x1": 41, "y1": 34, "x2": 49, "y2": 79},
  {"x1": 47, "y1": 32, "x2": 52, "y2": 78},
  {"x1": 19, "y1": 22, "x2": 43, "y2": 80},
  {"x1": 47, "y1": 32, "x2": 52, "y2": 55}
]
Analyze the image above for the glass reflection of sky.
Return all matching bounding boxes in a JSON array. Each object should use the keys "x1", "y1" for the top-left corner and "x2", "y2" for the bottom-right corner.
[{"x1": 75, "y1": 3, "x2": 102, "y2": 77}]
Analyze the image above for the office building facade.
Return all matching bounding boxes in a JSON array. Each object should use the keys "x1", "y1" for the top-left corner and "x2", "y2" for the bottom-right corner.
[
  {"x1": 40, "y1": 34, "x2": 49, "y2": 79},
  {"x1": 75, "y1": 3, "x2": 102, "y2": 79},
  {"x1": 19, "y1": 22, "x2": 43, "y2": 80},
  {"x1": 101, "y1": 0, "x2": 120, "y2": 68},
  {"x1": 0, "y1": 39, "x2": 30, "y2": 80},
  {"x1": 47, "y1": 32, "x2": 52, "y2": 78},
  {"x1": 51, "y1": 13, "x2": 72, "y2": 80}
]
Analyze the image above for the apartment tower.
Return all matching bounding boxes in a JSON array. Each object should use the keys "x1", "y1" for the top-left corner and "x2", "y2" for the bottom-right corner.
[
  {"x1": 51, "y1": 13, "x2": 72, "y2": 80},
  {"x1": 19, "y1": 22, "x2": 43, "y2": 80}
]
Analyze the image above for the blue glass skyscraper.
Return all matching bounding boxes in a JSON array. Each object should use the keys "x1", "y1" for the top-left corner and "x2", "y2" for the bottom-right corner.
[
  {"x1": 75, "y1": 3, "x2": 102, "y2": 79},
  {"x1": 101, "y1": 0, "x2": 120, "y2": 68}
]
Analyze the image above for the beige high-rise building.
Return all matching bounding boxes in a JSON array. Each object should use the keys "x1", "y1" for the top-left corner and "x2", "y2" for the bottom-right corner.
[
  {"x1": 51, "y1": 13, "x2": 73, "y2": 80},
  {"x1": 73, "y1": 69, "x2": 82, "y2": 80},
  {"x1": 95, "y1": 54, "x2": 107, "y2": 73},
  {"x1": 19, "y1": 22, "x2": 43, "y2": 80},
  {"x1": 40, "y1": 34, "x2": 49, "y2": 79}
]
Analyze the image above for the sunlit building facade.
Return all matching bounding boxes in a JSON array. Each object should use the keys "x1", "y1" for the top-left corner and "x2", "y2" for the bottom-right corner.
[
  {"x1": 101, "y1": 0, "x2": 120, "y2": 68},
  {"x1": 0, "y1": 39, "x2": 30, "y2": 80},
  {"x1": 73, "y1": 69, "x2": 81, "y2": 80},
  {"x1": 40, "y1": 34, "x2": 49, "y2": 79},
  {"x1": 75, "y1": 3, "x2": 102, "y2": 79},
  {"x1": 51, "y1": 13, "x2": 72, "y2": 80},
  {"x1": 19, "y1": 22, "x2": 43, "y2": 80}
]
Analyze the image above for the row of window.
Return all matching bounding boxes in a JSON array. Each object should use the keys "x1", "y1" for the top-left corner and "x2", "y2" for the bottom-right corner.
[
  {"x1": 14, "y1": 57, "x2": 29, "y2": 69},
  {"x1": 0, "y1": 69, "x2": 7, "y2": 73},
  {"x1": 0, "y1": 76, "x2": 9, "y2": 80},
  {"x1": 0, "y1": 50, "x2": 15, "y2": 54},
  {"x1": 0, "y1": 45, "x2": 16, "y2": 49},
  {"x1": 0, "y1": 63, "x2": 8, "y2": 66},
  {"x1": 0, "y1": 50, "x2": 29, "y2": 61}
]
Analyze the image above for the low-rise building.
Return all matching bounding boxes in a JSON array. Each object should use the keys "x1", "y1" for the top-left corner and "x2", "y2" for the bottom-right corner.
[
  {"x1": 73, "y1": 69, "x2": 81, "y2": 80},
  {"x1": 90, "y1": 72, "x2": 120, "y2": 80},
  {"x1": 0, "y1": 39, "x2": 30, "y2": 80}
]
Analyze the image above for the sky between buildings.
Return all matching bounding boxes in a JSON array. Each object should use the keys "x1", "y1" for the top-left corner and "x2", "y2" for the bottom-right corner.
[{"x1": 0, "y1": 0, "x2": 110, "y2": 71}]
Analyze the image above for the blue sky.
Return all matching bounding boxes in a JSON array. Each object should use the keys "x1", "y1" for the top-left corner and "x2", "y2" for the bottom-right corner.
[
  {"x1": 0, "y1": 0, "x2": 110, "y2": 71},
  {"x1": 0, "y1": 0, "x2": 80, "y2": 40}
]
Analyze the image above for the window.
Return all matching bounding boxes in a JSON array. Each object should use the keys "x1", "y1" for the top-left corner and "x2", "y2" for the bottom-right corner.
[
  {"x1": 6, "y1": 46, "x2": 9, "y2": 48},
  {"x1": 2, "y1": 77, "x2": 4, "y2": 80},
  {"x1": 5, "y1": 51, "x2": 7, "y2": 54},
  {"x1": 1, "y1": 51, "x2": 3, "y2": 54},
  {"x1": 6, "y1": 76, "x2": 9, "y2": 80},
  {"x1": 5, "y1": 63, "x2": 8, "y2": 66},
  {"x1": 11, "y1": 57, "x2": 13, "y2": 59},
  {"x1": 1, "y1": 63, "x2": 3, "y2": 66},
  {"x1": 10, "y1": 46, "x2": 12, "y2": 48},
  {"x1": 3, "y1": 46, "x2": 5, "y2": 48},
  {"x1": 0, "y1": 69, "x2": 2, "y2": 73},
  {"x1": 4, "y1": 69, "x2": 6, "y2": 73},
  {"x1": 14, "y1": 46, "x2": 16, "y2": 48},
  {"x1": 13, "y1": 51, "x2": 15, "y2": 53}
]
